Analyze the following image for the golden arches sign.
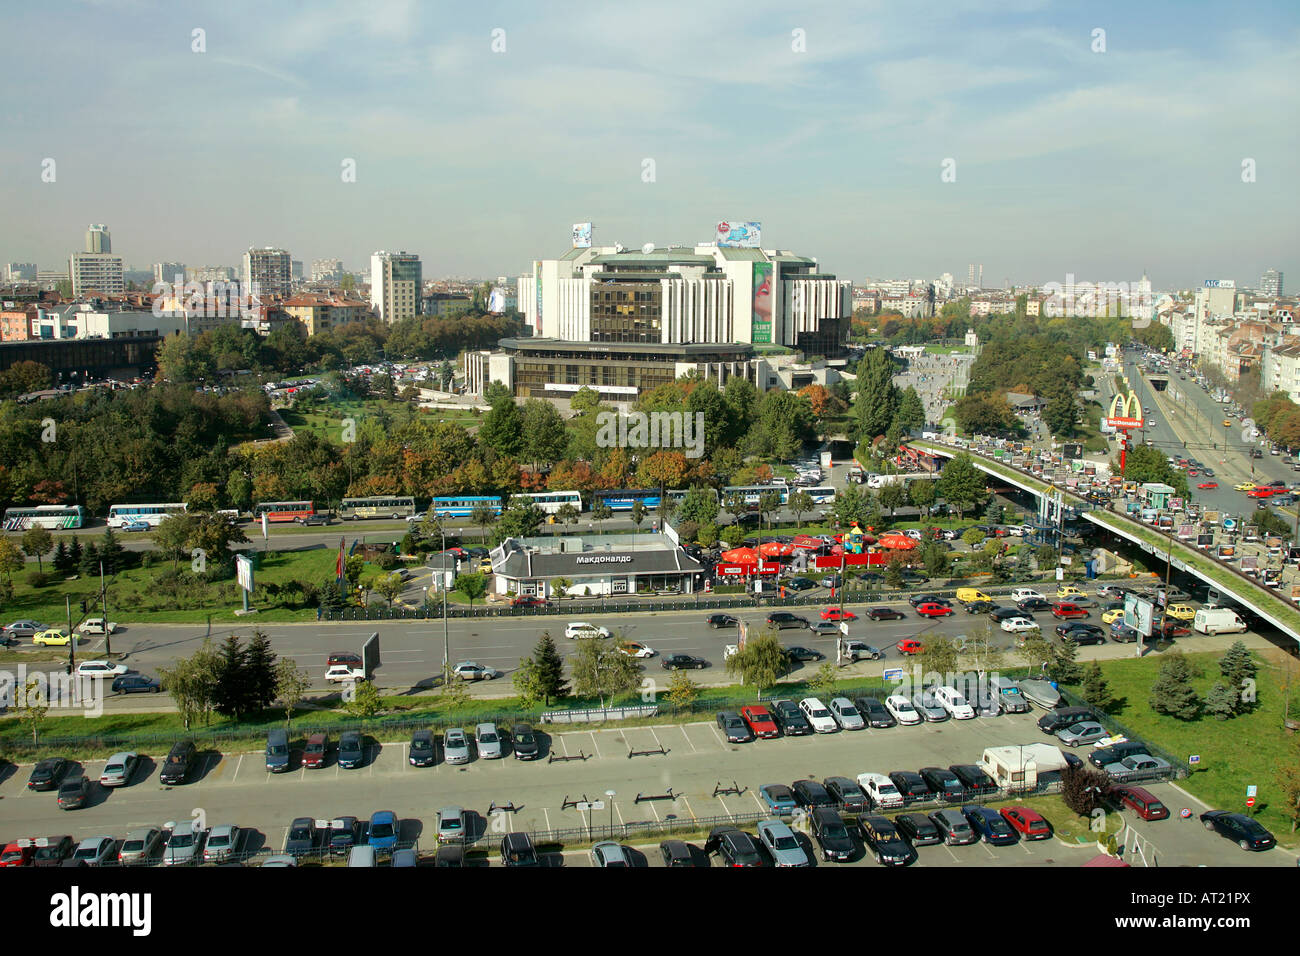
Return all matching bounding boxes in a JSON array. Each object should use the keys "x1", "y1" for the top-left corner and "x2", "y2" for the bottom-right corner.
[{"x1": 1107, "y1": 390, "x2": 1143, "y2": 428}]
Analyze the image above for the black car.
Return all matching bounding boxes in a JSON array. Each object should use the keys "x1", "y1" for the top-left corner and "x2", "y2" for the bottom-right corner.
[
  {"x1": 823, "y1": 776, "x2": 870, "y2": 813},
  {"x1": 327, "y1": 817, "x2": 363, "y2": 857},
  {"x1": 1111, "y1": 625, "x2": 1143, "y2": 643},
  {"x1": 792, "y1": 779, "x2": 837, "y2": 810},
  {"x1": 810, "y1": 808, "x2": 856, "y2": 862},
  {"x1": 1017, "y1": 597, "x2": 1054, "y2": 613},
  {"x1": 716, "y1": 711, "x2": 753, "y2": 743},
  {"x1": 888, "y1": 771, "x2": 934, "y2": 803},
  {"x1": 284, "y1": 817, "x2": 318, "y2": 857},
  {"x1": 409, "y1": 730, "x2": 436, "y2": 767},
  {"x1": 908, "y1": 594, "x2": 951, "y2": 608},
  {"x1": 434, "y1": 845, "x2": 465, "y2": 867},
  {"x1": 56, "y1": 775, "x2": 91, "y2": 810},
  {"x1": 854, "y1": 696, "x2": 897, "y2": 728},
  {"x1": 767, "y1": 612, "x2": 810, "y2": 630},
  {"x1": 866, "y1": 607, "x2": 906, "y2": 621},
  {"x1": 705, "y1": 826, "x2": 766, "y2": 867},
  {"x1": 894, "y1": 812, "x2": 942, "y2": 847},
  {"x1": 511, "y1": 723, "x2": 540, "y2": 760},
  {"x1": 500, "y1": 832, "x2": 540, "y2": 867},
  {"x1": 337, "y1": 730, "x2": 365, "y2": 769},
  {"x1": 989, "y1": 607, "x2": 1024, "y2": 622},
  {"x1": 112, "y1": 674, "x2": 161, "y2": 694},
  {"x1": 949, "y1": 764, "x2": 998, "y2": 797},
  {"x1": 1057, "y1": 624, "x2": 1106, "y2": 645},
  {"x1": 786, "y1": 577, "x2": 816, "y2": 591},
  {"x1": 769, "y1": 699, "x2": 813, "y2": 736},
  {"x1": 159, "y1": 740, "x2": 197, "y2": 786},
  {"x1": 662, "y1": 654, "x2": 707, "y2": 670},
  {"x1": 1088, "y1": 740, "x2": 1151, "y2": 770},
  {"x1": 928, "y1": 808, "x2": 979, "y2": 846},
  {"x1": 858, "y1": 815, "x2": 914, "y2": 866},
  {"x1": 658, "y1": 840, "x2": 697, "y2": 867},
  {"x1": 783, "y1": 646, "x2": 824, "y2": 662},
  {"x1": 705, "y1": 614, "x2": 737, "y2": 629},
  {"x1": 27, "y1": 757, "x2": 69, "y2": 791},
  {"x1": 1037, "y1": 706, "x2": 1097, "y2": 734},
  {"x1": 918, "y1": 767, "x2": 965, "y2": 803},
  {"x1": 964, "y1": 600, "x2": 998, "y2": 614},
  {"x1": 1200, "y1": 811, "x2": 1275, "y2": 851}
]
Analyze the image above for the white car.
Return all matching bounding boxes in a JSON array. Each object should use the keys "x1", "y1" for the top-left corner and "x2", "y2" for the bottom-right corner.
[
  {"x1": 617, "y1": 641, "x2": 656, "y2": 659},
  {"x1": 798, "y1": 697, "x2": 839, "y2": 733},
  {"x1": 884, "y1": 693, "x2": 923, "y2": 725},
  {"x1": 1009, "y1": 588, "x2": 1044, "y2": 603},
  {"x1": 857, "y1": 772, "x2": 905, "y2": 810},
  {"x1": 565, "y1": 622, "x2": 611, "y2": 640},
  {"x1": 325, "y1": 663, "x2": 366, "y2": 683},
  {"x1": 76, "y1": 660, "x2": 129, "y2": 678},
  {"x1": 451, "y1": 661, "x2": 499, "y2": 681},
  {"x1": 72, "y1": 836, "x2": 117, "y2": 867},
  {"x1": 1000, "y1": 617, "x2": 1040, "y2": 633},
  {"x1": 77, "y1": 618, "x2": 119, "y2": 635},
  {"x1": 933, "y1": 685, "x2": 976, "y2": 720}
]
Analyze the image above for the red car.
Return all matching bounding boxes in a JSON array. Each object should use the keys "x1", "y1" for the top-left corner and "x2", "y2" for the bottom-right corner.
[
  {"x1": 820, "y1": 607, "x2": 857, "y2": 622},
  {"x1": 740, "y1": 705, "x2": 780, "y2": 739},
  {"x1": 1247, "y1": 488, "x2": 1274, "y2": 499},
  {"x1": 896, "y1": 639, "x2": 925, "y2": 655},
  {"x1": 0, "y1": 841, "x2": 34, "y2": 867},
  {"x1": 327, "y1": 652, "x2": 362, "y2": 667},
  {"x1": 1109, "y1": 784, "x2": 1169, "y2": 821},
  {"x1": 999, "y1": 806, "x2": 1052, "y2": 840},
  {"x1": 1197, "y1": 481, "x2": 1218, "y2": 489},
  {"x1": 511, "y1": 596, "x2": 550, "y2": 609},
  {"x1": 1051, "y1": 602, "x2": 1089, "y2": 619},
  {"x1": 302, "y1": 732, "x2": 329, "y2": 769},
  {"x1": 915, "y1": 603, "x2": 954, "y2": 618}
]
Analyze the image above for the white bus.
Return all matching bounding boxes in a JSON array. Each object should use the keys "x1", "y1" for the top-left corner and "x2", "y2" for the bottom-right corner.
[
  {"x1": 106, "y1": 502, "x2": 188, "y2": 528},
  {"x1": 512, "y1": 490, "x2": 583, "y2": 515},
  {"x1": 722, "y1": 483, "x2": 790, "y2": 507},
  {"x1": 3, "y1": 504, "x2": 88, "y2": 531},
  {"x1": 338, "y1": 495, "x2": 417, "y2": 520},
  {"x1": 801, "y1": 486, "x2": 837, "y2": 504}
]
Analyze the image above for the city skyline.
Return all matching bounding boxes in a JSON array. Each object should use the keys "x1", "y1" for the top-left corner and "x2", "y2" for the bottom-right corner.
[{"x1": 2, "y1": 1, "x2": 1297, "y2": 289}]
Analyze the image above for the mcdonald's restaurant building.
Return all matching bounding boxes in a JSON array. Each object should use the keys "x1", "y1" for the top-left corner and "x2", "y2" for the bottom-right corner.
[{"x1": 488, "y1": 532, "x2": 704, "y2": 599}]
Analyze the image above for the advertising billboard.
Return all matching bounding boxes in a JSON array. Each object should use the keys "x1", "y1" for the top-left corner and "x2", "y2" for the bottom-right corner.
[
  {"x1": 1124, "y1": 593, "x2": 1154, "y2": 636},
  {"x1": 1203, "y1": 279, "x2": 1236, "y2": 289},
  {"x1": 752, "y1": 261, "x2": 773, "y2": 344},
  {"x1": 572, "y1": 222, "x2": 592, "y2": 247},
  {"x1": 715, "y1": 220, "x2": 761, "y2": 248}
]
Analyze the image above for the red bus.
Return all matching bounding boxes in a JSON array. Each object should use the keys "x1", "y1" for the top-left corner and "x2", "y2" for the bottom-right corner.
[{"x1": 254, "y1": 500, "x2": 316, "y2": 523}]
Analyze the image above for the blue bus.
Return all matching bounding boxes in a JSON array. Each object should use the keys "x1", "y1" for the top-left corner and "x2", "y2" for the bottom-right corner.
[
  {"x1": 430, "y1": 495, "x2": 503, "y2": 518},
  {"x1": 592, "y1": 488, "x2": 660, "y2": 512}
]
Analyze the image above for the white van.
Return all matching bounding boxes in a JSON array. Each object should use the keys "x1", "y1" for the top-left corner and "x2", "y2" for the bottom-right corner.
[
  {"x1": 933, "y1": 686, "x2": 976, "y2": 720},
  {"x1": 856, "y1": 772, "x2": 905, "y2": 810},
  {"x1": 798, "y1": 697, "x2": 839, "y2": 734},
  {"x1": 1193, "y1": 607, "x2": 1247, "y2": 635}
]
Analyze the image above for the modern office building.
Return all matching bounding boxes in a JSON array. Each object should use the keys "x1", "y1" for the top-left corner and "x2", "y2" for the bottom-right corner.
[
  {"x1": 153, "y1": 262, "x2": 186, "y2": 286},
  {"x1": 1262, "y1": 269, "x2": 1284, "y2": 297},
  {"x1": 311, "y1": 258, "x2": 344, "y2": 282},
  {"x1": 242, "y1": 247, "x2": 292, "y2": 297},
  {"x1": 69, "y1": 252, "x2": 125, "y2": 296},
  {"x1": 85, "y1": 224, "x2": 111, "y2": 254},
  {"x1": 369, "y1": 251, "x2": 422, "y2": 322},
  {"x1": 4, "y1": 262, "x2": 38, "y2": 282},
  {"x1": 291, "y1": 259, "x2": 304, "y2": 280}
]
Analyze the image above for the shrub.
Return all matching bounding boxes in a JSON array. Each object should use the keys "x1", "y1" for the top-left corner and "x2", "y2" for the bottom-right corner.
[{"x1": 26, "y1": 570, "x2": 51, "y2": 588}]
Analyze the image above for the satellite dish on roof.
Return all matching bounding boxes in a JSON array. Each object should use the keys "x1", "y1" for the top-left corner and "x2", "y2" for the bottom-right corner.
[{"x1": 642, "y1": 242, "x2": 655, "y2": 255}]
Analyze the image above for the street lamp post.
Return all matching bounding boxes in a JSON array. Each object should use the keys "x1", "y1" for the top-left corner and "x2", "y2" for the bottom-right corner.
[
  {"x1": 1223, "y1": 419, "x2": 1231, "y2": 465},
  {"x1": 605, "y1": 789, "x2": 616, "y2": 839}
]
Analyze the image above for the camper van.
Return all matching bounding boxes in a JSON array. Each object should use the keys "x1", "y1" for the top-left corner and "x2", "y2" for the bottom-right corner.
[
  {"x1": 1193, "y1": 607, "x2": 1247, "y2": 635},
  {"x1": 979, "y1": 744, "x2": 1069, "y2": 792}
]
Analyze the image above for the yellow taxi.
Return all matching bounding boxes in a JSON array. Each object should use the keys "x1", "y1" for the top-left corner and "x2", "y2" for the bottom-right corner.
[
  {"x1": 1101, "y1": 608, "x2": 1125, "y2": 624},
  {"x1": 1165, "y1": 603, "x2": 1197, "y2": 622},
  {"x1": 32, "y1": 628, "x2": 79, "y2": 646},
  {"x1": 1056, "y1": 584, "x2": 1086, "y2": 600},
  {"x1": 477, "y1": 557, "x2": 494, "y2": 575},
  {"x1": 1234, "y1": 482, "x2": 1256, "y2": 491}
]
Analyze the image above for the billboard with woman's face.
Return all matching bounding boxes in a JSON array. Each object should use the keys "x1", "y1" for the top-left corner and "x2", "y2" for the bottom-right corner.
[{"x1": 752, "y1": 262, "x2": 773, "y2": 344}]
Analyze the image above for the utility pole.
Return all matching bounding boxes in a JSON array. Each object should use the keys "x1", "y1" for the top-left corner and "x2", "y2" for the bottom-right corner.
[
  {"x1": 100, "y1": 560, "x2": 110, "y2": 656},
  {"x1": 65, "y1": 595, "x2": 75, "y2": 675}
]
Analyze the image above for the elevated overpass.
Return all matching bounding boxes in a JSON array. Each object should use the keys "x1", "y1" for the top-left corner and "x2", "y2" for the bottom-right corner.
[{"x1": 912, "y1": 439, "x2": 1300, "y2": 644}]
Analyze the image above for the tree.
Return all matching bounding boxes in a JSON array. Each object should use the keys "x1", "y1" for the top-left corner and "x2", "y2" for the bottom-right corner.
[
  {"x1": 16, "y1": 675, "x2": 49, "y2": 745},
  {"x1": 453, "y1": 571, "x2": 487, "y2": 608},
  {"x1": 756, "y1": 490, "x2": 782, "y2": 531},
  {"x1": 895, "y1": 386, "x2": 926, "y2": 431},
  {"x1": 1016, "y1": 632, "x2": 1054, "y2": 674},
  {"x1": 555, "y1": 502, "x2": 580, "y2": 527},
  {"x1": 1061, "y1": 763, "x2": 1112, "y2": 817},
  {"x1": 1276, "y1": 749, "x2": 1300, "y2": 833},
  {"x1": 493, "y1": 501, "x2": 545, "y2": 543},
  {"x1": 439, "y1": 662, "x2": 473, "y2": 710},
  {"x1": 213, "y1": 635, "x2": 254, "y2": 720},
  {"x1": 1050, "y1": 638, "x2": 1084, "y2": 685},
  {"x1": 665, "y1": 669, "x2": 701, "y2": 711},
  {"x1": 153, "y1": 514, "x2": 196, "y2": 573},
  {"x1": 0, "y1": 538, "x2": 23, "y2": 583},
  {"x1": 591, "y1": 501, "x2": 613, "y2": 532},
  {"x1": 963, "y1": 527, "x2": 986, "y2": 549},
  {"x1": 20, "y1": 526, "x2": 53, "y2": 572},
  {"x1": 678, "y1": 486, "x2": 720, "y2": 526},
  {"x1": 959, "y1": 625, "x2": 1004, "y2": 674},
  {"x1": 158, "y1": 639, "x2": 222, "y2": 730},
  {"x1": 52, "y1": 540, "x2": 71, "y2": 575},
  {"x1": 1217, "y1": 640, "x2": 1257, "y2": 714},
  {"x1": 77, "y1": 541, "x2": 100, "y2": 578},
  {"x1": 185, "y1": 513, "x2": 249, "y2": 566},
  {"x1": 1081, "y1": 661, "x2": 1113, "y2": 712},
  {"x1": 725, "y1": 631, "x2": 788, "y2": 699},
  {"x1": 374, "y1": 571, "x2": 405, "y2": 607},
  {"x1": 787, "y1": 490, "x2": 814, "y2": 528},
  {"x1": 470, "y1": 501, "x2": 497, "y2": 544},
  {"x1": 918, "y1": 636, "x2": 958, "y2": 680},
  {"x1": 884, "y1": 557, "x2": 904, "y2": 590},
  {"x1": 244, "y1": 629, "x2": 280, "y2": 712},
  {"x1": 531, "y1": 632, "x2": 568, "y2": 704},
  {"x1": 807, "y1": 661, "x2": 840, "y2": 697},
  {"x1": 1148, "y1": 652, "x2": 1202, "y2": 720},
  {"x1": 878, "y1": 481, "x2": 905, "y2": 517},
  {"x1": 630, "y1": 500, "x2": 647, "y2": 528},
  {"x1": 98, "y1": 526, "x2": 127, "y2": 575},
  {"x1": 1203, "y1": 681, "x2": 1238, "y2": 721},
  {"x1": 478, "y1": 390, "x2": 524, "y2": 457},
  {"x1": 937, "y1": 453, "x2": 987, "y2": 519},
  {"x1": 274, "y1": 658, "x2": 311, "y2": 726},
  {"x1": 569, "y1": 638, "x2": 641, "y2": 709},
  {"x1": 855, "y1": 348, "x2": 898, "y2": 440},
  {"x1": 343, "y1": 679, "x2": 383, "y2": 719},
  {"x1": 921, "y1": 540, "x2": 950, "y2": 577},
  {"x1": 68, "y1": 536, "x2": 82, "y2": 571},
  {"x1": 521, "y1": 399, "x2": 568, "y2": 469},
  {"x1": 908, "y1": 478, "x2": 935, "y2": 517}
]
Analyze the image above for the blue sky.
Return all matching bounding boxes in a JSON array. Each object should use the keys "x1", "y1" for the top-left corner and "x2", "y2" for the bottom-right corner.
[{"x1": 1, "y1": 0, "x2": 1296, "y2": 290}]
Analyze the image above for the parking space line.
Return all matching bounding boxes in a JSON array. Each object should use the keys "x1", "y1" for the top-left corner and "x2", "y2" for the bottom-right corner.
[
  {"x1": 588, "y1": 731, "x2": 602, "y2": 759},
  {"x1": 679, "y1": 726, "x2": 697, "y2": 752},
  {"x1": 644, "y1": 801, "x2": 660, "y2": 822},
  {"x1": 614, "y1": 801, "x2": 625, "y2": 826},
  {"x1": 708, "y1": 723, "x2": 728, "y2": 748},
  {"x1": 543, "y1": 808, "x2": 551, "y2": 830},
  {"x1": 680, "y1": 796, "x2": 697, "y2": 821},
  {"x1": 649, "y1": 727, "x2": 664, "y2": 752},
  {"x1": 749, "y1": 790, "x2": 767, "y2": 813}
]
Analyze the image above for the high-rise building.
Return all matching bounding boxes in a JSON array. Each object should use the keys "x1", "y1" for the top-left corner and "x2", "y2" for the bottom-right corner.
[
  {"x1": 1262, "y1": 269, "x2": 1283, "y2": 297},
  {"x1": 243, "y1": 248, "x2": 292, "y2": 297},
  {"x1": 977, "y1": 264, "x2": 983, "y2": 288},
  {"x1": 153, "y1": 262, "x2": 186, "y2": 287},
  {"x1": 311, "y1": 258, "x2": 344, "y2": 282},
  {"x1": 369, "y1": 251, "x2": 422, "y2": 322},
  {"x1": 967, "y1": 264, "x2": 975, "y2": 287},
  {"x1": 85, "y1": 224, "x2": 111, "y2": 254},
  {"x1": 291, "y1": 259, "x2": 304, "y2": 280},
  {"x1": 190, "y1": 266, "x2": 235, "y2": 283},
  {"x1": 69, "y1": 252, "x2": 125, "y2": 295},
  {"x1": 4, "y1": 262, "x2": 37, "y2": 282}
]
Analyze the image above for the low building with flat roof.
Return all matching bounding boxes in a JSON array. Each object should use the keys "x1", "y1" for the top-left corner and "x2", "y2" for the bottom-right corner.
[{"x1": 489, "y1": 532, "x2": 704, "y2": 599}]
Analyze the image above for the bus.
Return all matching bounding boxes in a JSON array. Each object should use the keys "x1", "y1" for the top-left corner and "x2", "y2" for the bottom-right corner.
[
  {"x1": 254, "y1": 500, "x2": 316, "y2": 523},
  {"x1": 106, "y1": 502, "x2": 188, "y2": 528},
  {"x1": 593, "y1": 488, "x2": 660, "y2": 512},
  {"x1": 430, "y1": 495, "x2": 503, "y2": 518},
  {"x1": 722, "y1": 484, "x2": 790, "y2": 508},
  {"x1": 662, "y1": 487, "x2": 720, "y2": 507},
  {"x1": 512, "y1": 490, "x2": 583, "y2": 515},
  {"x1": 801, "y1": 486, "x2": 837, "y2": 505},
  {"x1": 338, "y1": 495, "x2": 417, "y2": 520},
  {"x1": 3, "y1": 504, "x2": 87, "y2": 531}
]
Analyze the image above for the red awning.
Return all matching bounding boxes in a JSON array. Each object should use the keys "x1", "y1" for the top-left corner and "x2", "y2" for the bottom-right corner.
[{"x1": 719, "y1": 547, "x2": 758, "y2": 563}]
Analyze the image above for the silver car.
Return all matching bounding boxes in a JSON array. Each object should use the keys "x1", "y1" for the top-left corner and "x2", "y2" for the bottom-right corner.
[
  {"x1": 72, "y1": 835, "x2": 116, "y2": 866},
  {"x1": 203, "y1": 824, "x2": 242, "y2": 863},
  {"x1": 911, "y1": 691, "x2": 950, "y2": 722},
  {"x1": 437, "y1": 807, "x2": 466, "y2": 844},
  {"x1": 443, "y1": 728, "x2": 470, "y2": 764},
  {"x1": 756, "y1": 819, "x2": 810, "y2": 867},
  {"x1": 118, "y1": 827, "x2": 163, "y2": 865},
  {"x1": 1057, "y1": 721, "x2": 1108, "y2": 747},
  {"x1": 1103, "y1": 754, "x2": 1172, "y2": 779},
  {"x1": 99, "y1": 751, "x2": 139, "y2": 788},
  {"x1": 475, "y1": 722, "x2": 502, "y2": 759},
  {"x1": 828, "y1": 697, "x2": 865, "y2": 731},
  {"x1": 590, "y1": 841, "x2": 632, "y2": 867},
  {"x1": 162, "y1": 821, "x2": 204, "y2": 866}
]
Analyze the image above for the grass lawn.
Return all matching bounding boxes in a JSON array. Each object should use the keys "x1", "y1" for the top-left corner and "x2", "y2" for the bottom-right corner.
[
  {"x1": 985, "y1": 794, "x2": 1121, "y2": 845},
  {"x1": 1063, "y1": 649, "x2": 1300, "y2": 846},
  {"x1": 923, "y1": 345, "x2": 973, "y2": 355},
  {"x1": 279, "y1": 398, "x2": 481, "y2": 444}
]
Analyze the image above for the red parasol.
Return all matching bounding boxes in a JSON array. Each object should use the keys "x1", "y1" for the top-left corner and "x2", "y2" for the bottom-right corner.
[
  {"x1": 719, "y1": 547, "x2": 758, "y2": 563},
  {"x1": 759, "y1": 541, "x2": 795, "y2": 557},
  {"x1": 878, "y1": 533, "x2": 917, "y2": 550}
]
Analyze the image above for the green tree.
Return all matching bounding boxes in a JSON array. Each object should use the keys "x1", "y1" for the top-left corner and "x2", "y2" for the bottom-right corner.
[
  {"x1": 531, "y1": 632, "x2": 568, "y2": 704},
  {"x1": 665, "y1": 669, "x2": 701, "y2": 711},
  {"x1": 878, "y1": 481, "x2": 905, "y2": 517},
  {"x1": 569, "y1": 637, "x2": 641, "y2": 709},
  {"x1": 678, "y1": 486, "x2": 720, "y2": 526},
  {"x1": 962, "y1": 527, "x2": 987, "y2": 549},
  {"x1": 478, "y1": 389, "x2": 524, "y2": 457},
  {"x1": 725, "y1": 631, "x2": 788, "y2": 699},
  {"x1": 787, "y1": 490, "x2": 815, "y2": 528},
  {"x1": 1060, "y1": 764, "x2": 1111, "y2": 818},
  {"x1": 0, "y1": 538, "x2": 23, "y2": 583},
  {"x1": 1081, "y1": 661, "x2": 1113, "y2": 712},
  {"x1": 630, "y1": 500, "x2": 647, "y2": 528},
  {"x1": 591, "y1": 501, "x2": 613, "y2": 532},
  {"x1": 52, "y1": 540, "x2": 71, "y2": 575},
  {"x1": 921, "y1": 540, "x2": 950, "y2": 577},
  {"x1": 244, "y1": 629, "x2": 279, "y2": 711},
  {"x1": 895, "y1": 386, "x2": 926, "y2": 432},
  {"x1": 1217, "y1": 641, "x2": 1257, "y2": 713},
  {"x1": 938, "y1": 453, "x2": 987, "y2": 518},
  {"x1": 807, "y1": 661, "x2": 840, "y2": 697},
  {"x1": 958, "y1": 626, "x2": 1004, "y2": 674},
  {"x1": 908, "y1": 478, "x2": 935, "y2": 516},
  {"x1": 1050, "y1": 638, "x2": 1084, "y2": 685},
  {"x1": 884, "y1": 557, "x2": 904, "y2": 590},
  {"x1": 153, "y1": 514, "x2": 196, "y2": 573},
  {"x1": 1275, "y1": 752, "x2": 1300, "y2": 834},
  {"x1": 343, "y1": 679, "x2": 383, "y2": 718},
  {"x1": 373, "y1": 571, "x2": 405, "y2": 607},
  {"x1": 439, "y1": 662, "x2": 473, "y2": 710},
  {"x1": 274, "y1": 658, "x2": 311, "y2": 726},
  {"x1": 493, "y1": 501, "x2": 545, "y2": 543},
  {"x1": 555, "y1": 502, "x2": 580, "y2": 527},
  {"x1": 158, "y1": 638, "x2": 222, "y2": 730},
  {"x1": 470, "y1": 501, "x2": 497, "y2": 544},
  {"x1": 1203, "y1": 681, "x2": 1238, "y2": 721},
  {"x1": 16, "y1": 676, "x2": 49, "y2": 745},
  {"x1": 98, "y1": 526, "x2": 127, "y2": 574},
  {"x1": 521, "y1": 399, "x2": 569, "y2": 469},
  {"x1": 918, "y1": 636, "x2": 958, "y2": 679},
  {"x1": 212, "y1": 635, "x2": 253, "y2": 720},
  {"x1": 756, "y1": 490, "x2": 782, "y2": 531},
  {"x1": 454, "y1": 571, "x2": 488, "y2": 608},
  {"x1": 1148, "y1": 652, "x2": 1203, "y2": 720},
  {"x1": 855, "y1": 348, "x2": 899, "y2": 440},
  {"x1": 20, "y1": 526, "x2": 53, "y2": 572},
  {"x1": 1016, "y1": 632, "x2": 1054, "y2": 674}
]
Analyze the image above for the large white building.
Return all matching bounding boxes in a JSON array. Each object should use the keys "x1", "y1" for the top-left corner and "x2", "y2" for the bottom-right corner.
[
  {"x1": 243, "y1": 247, "x2": 292, "y2": 298},
  {"x1": 85, "y1": 224, "x2": 111, "y2": 254},
  {"x1": 69, "y1": 252, "x2": 124, "y2": 295},
  {"x1": 4, "y1": 262, "x2": 37, "y2": 282},
  {"x1": 369, "y1": 251, "x2": 422, "y2": 323},
  {"x1": 153, "y1": 262, "x2": 186, "y2": 286},
  {"x1": 311, "y1": 258, "x2": 344, "y2": 282}
]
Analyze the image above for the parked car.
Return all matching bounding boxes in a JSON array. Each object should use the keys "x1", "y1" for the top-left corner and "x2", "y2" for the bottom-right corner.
[
  {"x1": 716, "y1": 711, "x2": 753, "y2": 743},
  {"x1": 443, "y1": 727, "x2": 471, "y2": 764},
  {"x1": 740, "y1": 704, "x2": 779, "y2": 738},
  {"x1": 894, "y1": 813, "x2": 942, "y2": 847},
  {"x1": 159, "y1": 740, "x2": 197, "y2": 785},
  {"x1": 475, "y1": 722, "x2": 503, "y2": 759},
  {"x1": 964, "y1": 805, "x2": 1019, "y2": 845},
  {"x1": 798, "y1": 697, "x2": 839, "y2": 733},
  {"x1": 1000, "y1": 806, "x2": 1053, "y2": 840},
  {"x1": 408, "y1": 729, "x2": 435, "y2": 767},
  {"x1": 757, "y1": 819, "x2": 810, "y2": 867},
  {"x1": 759, "y1": 784, "x2": 799, "y2": 814},
  {"x1": 888, "y1": 771, "x2": 933, "y2": 803},
  {"x1": 791, "y1": 779, "x2": 838, "y2": 810},
  {"x1": 1038, "y1": 706, "x2": 1097, "y2": 734},
  {"x1": 1057, "y1": 721, "x2": 1109, "y2": 747},
  {"x1": 933, "y1": 686, "x2": 976, "y2": 720},
  {"x1": 327, "y1": 817, "x2": 363, "y2": 857},
  {"x1": 512, "y1": 723, "x2": 540, "y2": 760},
  {"x1": 854, "y1": 695, "x2": 897, "y2": 728},
  {"x1": 1109, "y1": 785, "x2": 1170, "y2": 821},
  {"x1": 99, "y1": 751, "x2": 139, "y2": 788},
  {"x1": 368, "y1": 810, "x2": 399, "y2": 855},
  {"x1": 828, "y1": 697, "x2": 865, "y2": 730},
  {"x1": 589, "y1": 841, "x2": 632, "y2": 868},
  {"x1": 810, "y1": 808, "x2": 856, "y2": 862},
  {"x1": 769, "y1": 699, "x2": 813, "y2": 736},
  {"x1": 452, "y1": 661, "x2": 499, "y2": 681},
  {"x1": 500, "y1": 832, "x2": 540, "y2": 867},
  {"x1": 1103, "y1": 754, "x2": 1172, "y2": 779},
  {"x1": 117, "y1": 827, "x2": 164, "y2": 865},
  {"x1": 31, "y1": 836, "x2": 76, "y2": 868},
  {"x1": 858, "y1": 815, "x2": 915, "y2": 866},
  {"x1": 337, "y1": 730, "x2": 365, "y2": 769},
  {"x1": 911, "y1": 690, "x2": 950, "y2": 722},
  {"x1": 705, "y1": 826, "x2": 766, "y2": 867},
  {"x1": 203, "y1": 825, "x2": 243, "y2": 863},
  {"x1": 658, "y1": 840, "x2": 697, "y2": 867},
  {"x1": 823, "y1": 776, "x2": 871, "y2": 813},
  {"x1": 57, "y1": 775, "x2": 92, "y2": 810},
  {"x1": 437, "y1": 807, "x2": 467, "y2": 844},
  {"x1": 928, "y1": 808, "x2": 978, "y2": 846},
  {"x1": 857, "y1": 772, "x2": 905, "y2": 810},
  {"x1": 1089, "y1": 740, "x2": 1150, "y2": 769},
  {"x1": 301, "y1": 732, "x2": 329, "y2": 769},
  {"x1": 662, "y1": 654, "x2": 707, "y2": 670},
  {"x1": 163, "y1": 821, "x2": 205, "y2": 866},
  {"x1": 949, "y1": 764, "x2": 998, "y2": 797},
  {"x1": 1200, "y1": 811, "x2": 1275, "y2": 851},
  {"x1": 918, "y1": 767, "x2": 965, "y2": 802},
  {"x1": 283, "y1": 817, "x2": 319, "y2": 858},
  {"x1": 884, "y1": 693, "x2": 922, "y2": 725}
]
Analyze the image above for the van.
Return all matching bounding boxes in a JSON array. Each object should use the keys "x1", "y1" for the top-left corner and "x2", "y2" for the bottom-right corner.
[
  {"x1": 265, "y1": 729, "x2": 291, "y2": 773},
  {"x1": 347, "y1": 845, "x2": 377, "y2": 867},
  {"x1": 933, "y1": 686, "x2": 975, "y2": 720},
  {"x1": 856, "y1": 772, "x2": 905, "y2": 810},
  {"x1": 988, "y1": 676, "x2": 1029, "y2": 714},
  {"x1": 1193, "y1": 607, "x2": 1246, "y2": 635},
  {"x1": 955, "y1": 588, "x2": 990, "y2": 604},
  {"x1": 1037, "y1": 705, "x2": 1097, "y2": 735}
]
